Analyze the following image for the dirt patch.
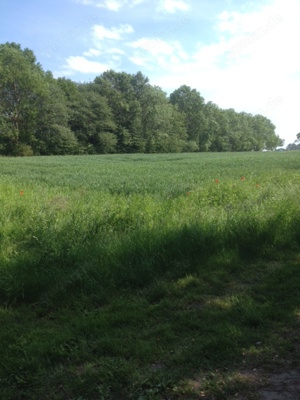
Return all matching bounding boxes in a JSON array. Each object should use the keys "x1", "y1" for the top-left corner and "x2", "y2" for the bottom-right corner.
[
  {"x1": 258, "y1": 317, "x2": 300, "y2": 400},
  {"x1": 259, "y1": 370, "x2": 300, "y2": 400}
]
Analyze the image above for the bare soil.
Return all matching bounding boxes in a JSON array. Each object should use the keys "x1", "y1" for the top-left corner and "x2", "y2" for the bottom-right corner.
[
  {"x1": 258, "y1": 318, "x2": 300, "y2": 400},
  {"x1": 259, "y1": 370, "x2": 300, "y2": 400}
]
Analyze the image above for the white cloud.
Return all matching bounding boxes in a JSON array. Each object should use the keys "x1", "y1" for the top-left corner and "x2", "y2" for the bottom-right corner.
[
  {"x1": 129, "y1": 56, "x2": 148, "y2": 67},
  {"x1": 140, "y1": 0, "x2": 300, "y2": 145},
  {"x1": 83, "y1": 48, "x2": 102, "y2": 57},
  {"x1": 106, "y1": 47, "x2": 125, "y2": 54},
  {"x1": 64, "y1": 56, "x2": 109, "y2": 74},
  {"x1": 77, "y1": 0, "x2": 95, "y2": 5},
  {"x1": 59, "y1": 21, "x2": 132, "y2": 76},
  {"x1": 66, "y1": 0, "x2": 300, "y2": 144},
  {"x1": 129, "y1": 37, "x2": 175, "y2": 55},
  {"x1": 100, "y1": 0, "x2": 124, "y2": 11},
  {"x1": 78, "y1": 0, "x2": 189, "y2": 13},
  {"x1": 128, "y1": 37, "x2": 189, "y2": 70},
  {"x1": 157, "y1": 0, "x2": 190, "y2": 13},
  {"x1": 92, "y1": 24, "x2": 134, "y2": 41},
  {"x1": 77, "y1": 0, "x2": 146, "y2": 11},
  {"x1": 131, "y1": 0, "x2": 145, "y2": 4}
]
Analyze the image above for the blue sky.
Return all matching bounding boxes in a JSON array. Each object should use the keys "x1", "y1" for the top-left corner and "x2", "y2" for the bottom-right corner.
[{"x1": 1, "y1": 0, "x2": 300, "y2": 146}]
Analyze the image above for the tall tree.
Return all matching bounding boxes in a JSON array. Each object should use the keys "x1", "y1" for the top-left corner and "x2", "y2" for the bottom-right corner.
[
  {"x1": 77, "y1": 84, "x2": 117, "y2": 153},
  {"x1": 251, "y1": 114, "x2": 283, "y2": 150},
  {"x1": 0, "y1": 43, "x2": 79, "y2": 155},
  {"x1": 0, "y1": 43, "x2": 47, "y2": 154},
  {"x1": 94, "y1": 70, "x2": 144, "y2": 153},
  {"x1": 57, "y1": 79, "x2": 116, "y2": 154},
  {"x1": 169, "y1": 85, "x2": 206, "y2": 150},
  {"x1": 141, "y1": 85, "x2": 187, "y2": 152},
  {"x1": 34, "y1": 73, "x2": 79, "y2": 155},
  {"x1": 0, "y1": 42, "x2": 285, "y2": 155}
]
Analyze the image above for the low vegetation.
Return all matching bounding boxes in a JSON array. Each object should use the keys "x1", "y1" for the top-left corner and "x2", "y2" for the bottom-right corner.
[{"x1": 0, "y1": 151, "x2": 299, "y2": 399}]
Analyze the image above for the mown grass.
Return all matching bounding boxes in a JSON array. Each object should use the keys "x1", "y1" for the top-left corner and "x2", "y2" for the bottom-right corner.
[{"x1": 0, "y1": 151, "x2": 299, "y2": 399}]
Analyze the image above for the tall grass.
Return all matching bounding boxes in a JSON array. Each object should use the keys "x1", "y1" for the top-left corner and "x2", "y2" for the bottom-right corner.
[
  {"x1": 0, "y1": 152, "x2": 299, "y2": 305},
  {"x1": 0, "y1": 152, "x2": 299, "y2": 399}
]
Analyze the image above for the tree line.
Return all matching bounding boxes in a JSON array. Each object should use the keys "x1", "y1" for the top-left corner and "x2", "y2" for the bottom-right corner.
[
  {"x1": 286, "y1": 133, "x2": 300, "y2": 150},
  {"x1": 0, "y1": 42, "x2": 283, "y2": 156}
]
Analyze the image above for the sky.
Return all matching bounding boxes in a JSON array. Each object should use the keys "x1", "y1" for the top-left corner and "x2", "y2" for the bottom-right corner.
[{"x1": 1, "y1": 0, "x2": 300, "y2": 146}]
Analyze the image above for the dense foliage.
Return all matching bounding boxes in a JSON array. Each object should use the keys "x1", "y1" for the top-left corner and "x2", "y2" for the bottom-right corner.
[{"x1": 0, "y1": 42, "x2": 283, "y2": 156}]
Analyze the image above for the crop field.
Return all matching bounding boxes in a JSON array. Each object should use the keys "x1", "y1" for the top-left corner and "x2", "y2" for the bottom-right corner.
[{"x1": 0, "y1": 151, "x2": 300, "y2": 399}]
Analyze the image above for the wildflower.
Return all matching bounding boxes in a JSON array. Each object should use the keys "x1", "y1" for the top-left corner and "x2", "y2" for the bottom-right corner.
[
  {"x1": 20, "y1": 190, "x2": 24, "y2": 196},
  {"x1": 215, "y1": 179, "x2": 219, "y2": 184},
  {"x1": 241, "y1": 176, "x2": 245, "y2": 181}
]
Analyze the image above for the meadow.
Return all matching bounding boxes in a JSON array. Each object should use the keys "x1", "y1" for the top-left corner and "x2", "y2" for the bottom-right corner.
[{"x1": 0, "y1": 151, "x2": 299, "y2": 399}]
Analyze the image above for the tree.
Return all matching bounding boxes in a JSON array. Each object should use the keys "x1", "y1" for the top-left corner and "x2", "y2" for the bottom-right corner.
[
  {"x1": 169, "y1": 85, "x2": 206, "y2": 150},
  {"x1": 134, "y1": 84, "x2": 186, "y2": 152},
  {"x1": 286, "y1": 133, "x2": 300, "y2": 150},
  {"x1": 77, "y1": 84, "x2": 117, "y2": 152},
  {"x1": 94, "y1": 71, "x2": 144, "y2": 153},
  {"x1": 34, "y1": 72, "x2": 78, "y2": 155},
  {"x1": 0, "y1": 43, "x2": 48, "y2": 154},
  {"x1": 251, "y1": 114, "x2": 283, "y2": 150},
  {"x1": 40, "y1": 124, "x2": 79, "y2": 155},
  {"x1": 97, "y1": 132, "x2": 118, "y2": 153},
  {"x1": 152, "y1": 100, "x2": 187, "y2": 153},
  {"x1": 57, "y1": 79, "x2": 117, "y2": 154},
  {"x1": 0, "y1": 42, "x2": 285, "y2": 156},
  {"x1": 201, "y1": 101, "x2": 220, "y2": 151},
  {"x1": 0, "y1": 43, "x2": 77, "y2": 155}
]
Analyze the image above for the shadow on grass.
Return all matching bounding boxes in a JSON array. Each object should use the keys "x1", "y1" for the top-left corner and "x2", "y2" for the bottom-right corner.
[
  {"x1": 0, "y1": 251, "x2": 299, "y2": 399},
  {"x1": 0, "y1": 202, "x2": 299, "y2": 306},
  {"x1": 0, "y1": 210, "x2": 300, "y2": 398}
]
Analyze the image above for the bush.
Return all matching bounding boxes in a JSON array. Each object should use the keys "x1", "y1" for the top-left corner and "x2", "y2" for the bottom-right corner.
[
  {"x1": 97, "y1": 132, "x2": 118, "y2": 154},
  {"x1": 40, "y1": 124, "x2": 80, "y2": 155},
  {"x1": 13, "y1": 143, "x2": 34, "y2": 156}
]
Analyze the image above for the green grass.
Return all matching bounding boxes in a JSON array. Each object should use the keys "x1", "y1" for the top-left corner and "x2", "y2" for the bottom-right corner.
[{"x1": 0, "y1": 151, "x2": 299, "y2": 399}]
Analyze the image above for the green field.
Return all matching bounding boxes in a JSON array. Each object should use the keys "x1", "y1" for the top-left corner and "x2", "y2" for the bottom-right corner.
[{"x1": 0, "y1": 152, "x2": 300, "y2": 399}]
